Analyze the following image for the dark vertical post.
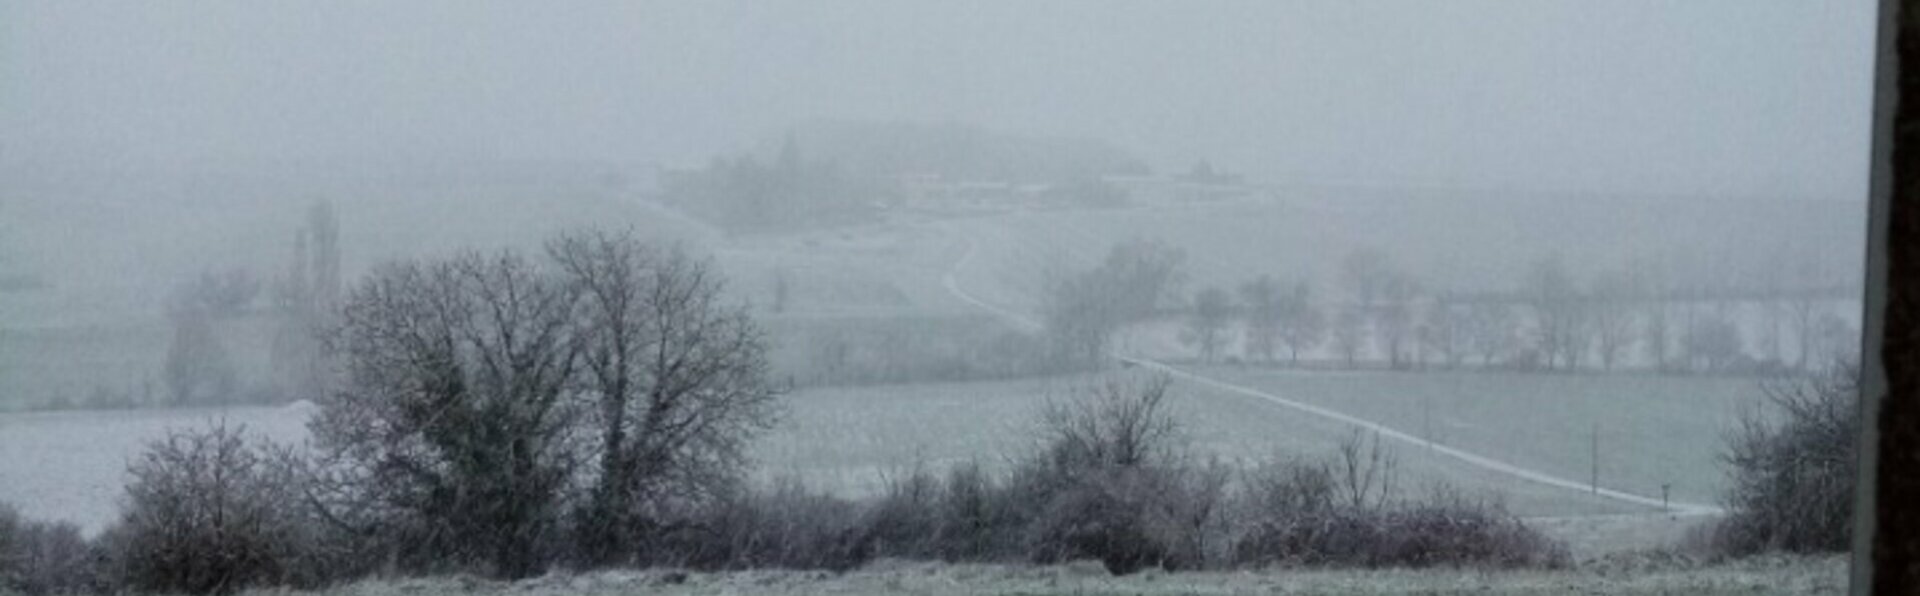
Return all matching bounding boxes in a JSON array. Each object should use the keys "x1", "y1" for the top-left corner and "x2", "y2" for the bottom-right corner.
[
  {"x1": 1590, "y1": 421, "x2": 1599, "y2": 495},
  {"x1": 1424, "y1": 391, "x2": 1433, "y2": 450},
  {"x1": 1865, "y1": 0, "x2": 1913, "y2": 591}
]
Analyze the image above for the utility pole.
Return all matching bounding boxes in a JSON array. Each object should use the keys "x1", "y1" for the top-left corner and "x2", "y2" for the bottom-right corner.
[
  {"x1": 1590, "y1": 421, "x2": 1600, "y2": 495},
  {"x1": 1423, "y1": 392, "x2": 1433, "y2": 451}
]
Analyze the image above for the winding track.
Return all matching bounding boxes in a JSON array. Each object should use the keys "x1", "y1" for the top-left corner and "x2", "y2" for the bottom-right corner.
[{"x1": 938, "y1": 229, "x2": 1722, "y2": 516}]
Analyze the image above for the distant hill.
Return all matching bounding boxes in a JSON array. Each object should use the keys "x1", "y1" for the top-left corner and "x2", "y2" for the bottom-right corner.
[{"x1": 765, "y1": 120, "x2": 1150, "y2": 185}]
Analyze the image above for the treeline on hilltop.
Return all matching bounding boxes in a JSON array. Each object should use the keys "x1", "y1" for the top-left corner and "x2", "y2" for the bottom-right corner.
[{"x1": 656, "y1": 122, "x2": 1150, "y2": 233}]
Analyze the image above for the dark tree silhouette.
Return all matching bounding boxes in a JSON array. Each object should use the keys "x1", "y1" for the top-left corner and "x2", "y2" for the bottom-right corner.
[
  {"x1": 548, "y1": 230, "x2": 778, "y2": 565},
  {"x1": 312, "y1": 251, "x2": 582, "y2": 579}
]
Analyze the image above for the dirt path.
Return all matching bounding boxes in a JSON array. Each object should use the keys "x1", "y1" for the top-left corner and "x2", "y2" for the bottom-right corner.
[{"x1": 936, "y1": 229, "x2": 1723, "y2": 517}]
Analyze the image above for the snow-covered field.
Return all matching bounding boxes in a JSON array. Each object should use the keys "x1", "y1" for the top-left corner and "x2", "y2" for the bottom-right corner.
[
  {"x1": 2, "y1": 369, "x2": 1726, "y2": 543},
  {"x1": 0, "y1": 402, "x2": 313, "y2": 534}
]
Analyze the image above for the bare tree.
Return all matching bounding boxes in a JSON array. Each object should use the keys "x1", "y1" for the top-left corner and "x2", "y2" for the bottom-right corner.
[
  {"x1": 1720, "y1": 361, "x2": 1857, "y2": 553},
  {"x1": 548, "y1": 230, "x2": 779, "y2": 565},
  {"x1": 1522, "y1": 256, "x2": 1587, "y2": 371},
  {"x1": 163, "y1": 278, "x2": 239, "y2": 405},
  {"x1": 311, "y1": 251, "x2": 582, "y2": 579},
  {"x1": 1643, "y1": 301, "x2": 1674, "y2": 373},
  {"x1": 1463, "y1": 301, "x2": 1516, "y2": 367},
  {"x1": 177, "y1": 269, "x2": 261, "y2": 317},
  {"x1": 1275, "y1": 281, "x2": 1325, "y2": 366},
  {"x1": 1042, "y1": 239, "x2": 1188, "y2": 368},
  {"x1": 1182, "y1": 286, "x2": 1233, "y2": 364},
  {"x1": 1809, "y1": 312, "x2": 1859, "y2": 367},
  {"x1": 1420, "y1": 295, "x2": 1469, "y2": 369},
  {"x1": 1341, "y1": 249, "x2": 1417, "y2": 369},
  {"x1": 1330, "y1": 308, "x2": 1367, "y2": 369},
  {"x1": 1587, "y1": 270, "x2": 1639, "y2": 371},
  {"x1": 1374, "y1": 274, "x2": 1419, "y2": 370},
  {"x1": 1042, "y1": 267, "x2": 1124, "y2": 368},
  {"x1": 1786, "y1": 287, "x2": 1829, "y2": 373},
  {"x1": 1683, "y1": 313, "x2": 1744, "y2": 373},
  {"x1": 1334, "y1": 430, "x2": 1398, "y2": 511},
  {"x1": 270, "y1": 200, "x2": 342, "y2": 404},
  {"x1": 114, "y1": 422, "x2": 323, "y2": 595},
  {"x1": 1341, "y1": 248, "x2": 1390, "y2": 313},
  {"x1": 771, "y1": 268, "x2": 791, "y2": 314},
  {"x1": 1238, "y1": 276, "x2": 1283, "y2": 364},
  {"x1": 1038, "y1": 374, "x2": 1180, "y2": 471},
  {"x1": 1101, "y1": 238, "x2": 1188, "y2": 322}
]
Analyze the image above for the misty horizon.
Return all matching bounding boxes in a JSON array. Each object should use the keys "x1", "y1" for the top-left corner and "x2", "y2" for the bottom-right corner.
[{"x1": 1, "y1": 1, "x2": 1879, "y2": 200}]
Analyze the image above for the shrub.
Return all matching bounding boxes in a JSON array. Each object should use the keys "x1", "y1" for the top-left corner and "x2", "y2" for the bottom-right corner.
[
  {"x1": 932, "y1": 462, "x2": 1022, "y2": 561},
  {"x1": 0, "y1": 504, "x2": 99, "y2": 595},
  {"x1": 1232, "y1": 497, "x2": 1567, "y2": 569},
  {"x1": 665, "y1": 478, "x2": 871, "y2": 571},
  {"x1": 1025, "y1": 466, "x2": 1179, "y2": 574},
  {"x1": 1013, "y1": 374, "x2": 1231, "y2": 574},
  {"x1": 859, "y1": 467, "x2": 941, "y2": 559},
  {"x1": 1714, "y1": 360, "x2": 1859, "y2": 555},
  {"x1": 1233, "y1": 444, "x2": 1567, "y2": 569},
  {"x1": 107, "y1": 422, "x2": 339, "y2": 595}
]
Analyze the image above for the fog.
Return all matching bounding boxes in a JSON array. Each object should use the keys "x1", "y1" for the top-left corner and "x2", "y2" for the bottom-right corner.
[
  {"x1": 0, "y1": 2, "x2": 1883, "y2": 592},
  {"x1": 2, "y1": 1, "x2": 1875, "y2": 198}
]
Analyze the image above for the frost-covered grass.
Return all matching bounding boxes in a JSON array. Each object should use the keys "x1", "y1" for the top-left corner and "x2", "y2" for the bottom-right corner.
[{"x1": 259, "y1": 554, "x2": 1848, "y2": 596}]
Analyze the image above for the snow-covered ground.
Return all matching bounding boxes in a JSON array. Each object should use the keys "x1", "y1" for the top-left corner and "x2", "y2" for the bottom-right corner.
[
  {"x1": 0, "y1": 403, "x2": 311, "y2": 534},
  {"x1": 245, "y1": 555, "x2": 1848, "y2": 596}
]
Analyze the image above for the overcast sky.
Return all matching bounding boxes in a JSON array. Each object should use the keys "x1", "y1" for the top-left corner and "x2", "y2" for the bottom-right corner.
[{"x1": 0, "y1": 1, "x2": 1880, "y2": 199}]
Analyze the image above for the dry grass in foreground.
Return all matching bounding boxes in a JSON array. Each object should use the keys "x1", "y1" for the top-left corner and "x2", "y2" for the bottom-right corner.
[{"x1": 263, "y1": 554, "x2": 1846, "y2": 596}]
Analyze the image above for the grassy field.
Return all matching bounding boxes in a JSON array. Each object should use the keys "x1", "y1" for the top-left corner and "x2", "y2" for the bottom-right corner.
[{"x1": 249, "y1": 555, "x2": 1849, "y2": 596}]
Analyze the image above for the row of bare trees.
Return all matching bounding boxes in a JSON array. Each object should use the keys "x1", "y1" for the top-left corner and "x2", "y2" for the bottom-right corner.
[{"x1": 1147, "y1": 245, "x2": 1857, "y2": 374}]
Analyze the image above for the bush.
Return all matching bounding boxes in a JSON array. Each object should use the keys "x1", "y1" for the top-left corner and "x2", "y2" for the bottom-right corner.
[
  {"x1": 656, "y1": 478, "x2": 870, "y2": 571},
  {"x1": 1025, "y1": 466, "x2": 1179, "y2": 574},
  {"x1": 1232, "y1": 497, "x2": 1567, "y2": 569},
  {"x1": 932, "y1": 462, "x2": 1022, "y2": 561},
  {"x1": 1011, "y1": 375, "x2": 1233, "y2": 574},
  {"x1": 0, "y1": 504, "x2": 100, "y2": 595},
  {"x1": 1233, "y1": 444, "x2": 1567, "y2": 569},
  {"x1": 859, "y1": 468, "x2": 942, "y2": 559},
  {"x1": 107, "y1": 422, "x2": 341, "y2": 595},
  {"x1": 1713, "y1": 361, "x2": 1859, "y2": 555}
]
